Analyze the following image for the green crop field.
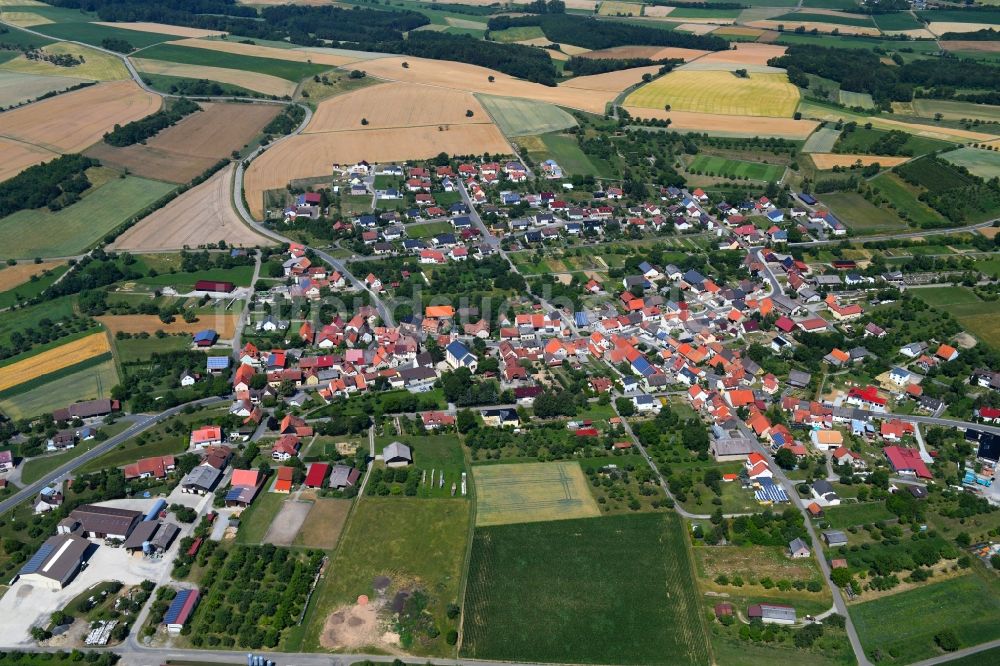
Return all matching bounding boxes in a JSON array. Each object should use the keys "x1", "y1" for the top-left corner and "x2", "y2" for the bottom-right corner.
[
  {"x1": 478, "y1": 95, "x2": 577, "y2": 137},
  {"x1": 135, "y1": 43, "x2": 329, "y2": 81},
  {"x1": 821, "y1": 502, "x2": 895, "y2": 529},
  {"x1": 0, "y1": 356, "x2": 117, "y2": 421},
  {"x1": 838, "y1": 90, "x2": 875, "y2": 109},
  {"x1": 871, "y1": 12, "x2": 923, "y2": 31},
  {"x1": 626, "y1": 70, "x2": 799, "y2": 118},
  {"x1": 668, "y1": 8, "x2": 741, "y2": 19},
  {"x1": 870, "y1": 172, "x2": 947, "y2": 228},
  {"x1": 114, "y1": 334, "x2": 191, "y2": 364},
  {"x1": 800, "y1": 0, "x2": 861, "y2": 8},
  {"x1": 0, "y1": 176, "x2": 175, "y2": 258},
  {"x1": 34, "y1": 21, "x2": 177, "y2": 49},
  {"x1": 137, "y1": 265, "x2": 254, "y2": 291},
  {"x1": 916, "y1": 285, "x2": 1000, "y2": 349},
  {"x1": 488, "y1": 25, "x2": 545, "y2": 42},
  {"x1": 822, "y1": 191, "x2": 910, "y2": 234},
  {"x1": 774, "y1": 12, "x2": 876, "y2": 27},
  {"x1": 462, "y1": 513, "x2": 710, "y2": 665},
  {"x1": 474, "y1": 461, "x2": 600, "y2": 526},
  {"x1": 302, "y1": 498, "x2": 469, "y2": 656},
  {"x1": 939, "y1": 645, "x2": 1000, "y2": 666},
  {"x1": 917, "y1": 9, "x2": 1000, "y2": 24},
  {"x1": 833, "y1": 127, "x2": 954, "y2": 158},
  {"x1": 0, "y1": 24, "x2": 54, "y2": 49},
  {"x1": 941, "y1": 147, "x2": 1000, "y2": 180},
  {"x1": 687, "y1": 155, "x2": 785, "y2": 181},
  {"x1": 907, "y1": 99, "x2": 1000, "y2": 123},
  {"x1": 852, "y1": 574, "x2": 1000, "y2": 664},
  {"x1": 896, "y1": 156, "x2": 975, "y2": 193}
]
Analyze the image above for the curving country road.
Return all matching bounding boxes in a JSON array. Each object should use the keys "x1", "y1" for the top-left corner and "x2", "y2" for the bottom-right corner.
[{"x1": 0, "y1": 397, "x2": 227, "y2": 516}]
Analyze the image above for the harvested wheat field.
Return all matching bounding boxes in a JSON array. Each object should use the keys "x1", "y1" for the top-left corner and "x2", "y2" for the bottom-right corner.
[
  {"x1": 245, "y1": 125, "x2": 511, "y2": 218},
  {"x1": 810, "y1": 154, "x2": 910, "y2": 169},
  {"x1": 695, "y1": 43, "x2": 785, "y2": 66},
  {"x1": 625, "y1": 107, "x2": 818, "y2": 139},
  {"x1": 93, "y1": 21, "x2": 226, "y2": 38},
  {"x1": 86, "y1": 101, "x2": 280, "y2": 183},
  {"x1": 625, "y1": 70, "x2": 799, "y2": 117},
  {"x1": 0, "y1": 138, "x2": 57, "y2": 182},
  {"x1": 98, "y1": 314, "x2": 238, "y2": 337},
  {"x1": 870, "y1": 117, "x2": 997, "y2": 142},
  {"x1": 344, "y1": 55, "x2": 617, "y2": 114},
  {"x1": 749, "y1": 20, "x2": 879, "y2": 36},
  {"x1": 0, "y1": 80, "x2": 159, "y2": 154},
  {"x1": 133, "y1": 58, "x2": 296, "y2": 97},
  {"x1": 0, "y1": 71, "x2": 86, "y2": 108},
  {"x1": 112, "y1": 165, "x2": 273, "y2": 251},
  {"x1": 714, "y1": 26, "x2": 765, "y2": 38},
  {"x1": 561, "y1": 65, "x2": 662, "y2": 91},
  {"x1": 674, "y1": 23, "x2": 721, "y2": 35},
  {"x1": 643, "y1": 5, "x2": 674, "y2": 17},
  {"x1": 941, "y1": 40, "x2": 1000, "y2": 53},
  {"x1": 1, "y1": 42, "x2": 129, "y2": 81},
  {"x1": 169, "y1": 37, "x2": 358, "y2": 66},
  {"x1": 0, "y1": 260, "x2": 63, "y2": 291},
  {"x1": 928, "y1": 22, "x2": 999, "y2": 35},
  {"x1": 306, "y1": 81, "x2": 490, "y2": 131},
  {"x1": 579, "y1": 45, "x2": 709, "y2": 61},
  {"x1": 0, "y1": 332, "x2": 111, "y2": 393}
]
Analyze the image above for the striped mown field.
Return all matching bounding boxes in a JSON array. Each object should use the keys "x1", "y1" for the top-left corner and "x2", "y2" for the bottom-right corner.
[
  {"x1": 474, "y1": 461, "x2": 600, "y2": 526},
  {"x1": 0, "y1": 331, "x2": 110, "y2": 392}
]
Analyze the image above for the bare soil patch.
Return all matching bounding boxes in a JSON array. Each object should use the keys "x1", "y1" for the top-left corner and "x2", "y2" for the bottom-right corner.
[
  {"x1": 320, "y1": 601, "x2": 394, "y2": 651},
  {"x1": 263, "y1": 499, "x2": 312, "y2": 546},
  {"x1": 86, "y1": 102, "x2": 279, "y2": 183},
  {"x1": 98, "y1": 313, "x2": 238, "y2": 337},
  {"x1": 941, "y1": 40, "x2": 1000, "y2": 53},
  {"x1": 111, "y1": 165, "x2": 272, "y2": 251},
  {"x1": 0, "y1": 80, "x2": 160, "y2": 154},
  {"x1": 0, "y1": 260, "x2": 63, "y2": 291},
  {"x1": 810, "y1": 153, "x2": 910, "y2": 169}
]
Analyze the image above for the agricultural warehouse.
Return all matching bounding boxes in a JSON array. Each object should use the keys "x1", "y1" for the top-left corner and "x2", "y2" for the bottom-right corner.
[
  {"x1": 165, "y1": 588, "x2": 200, "y2": 635},
  {"x1": 17, "y1": 533, "x2": 91, "y2": 590},
  {"x1": 59, "y1": 505, "x2": 143, "y2": 540}
]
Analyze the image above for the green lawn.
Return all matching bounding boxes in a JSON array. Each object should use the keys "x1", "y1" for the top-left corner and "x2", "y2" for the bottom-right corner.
[
  {"x1": 687, "y1": 155, "x2": 785, "y2": 182},
  {"x1": 114, "y1": 334, "x2": 191, "y2": 364},
  {"x1": 870, "y1": 172, "x2": 947, "y2": 228},
  {"x1": 135, "y1": 43, "x2": 329, "y2": 81},
  {"x1": 381, "y1": 433, "x2": 466, "y2": 499},
  {"x1": 851, "y1": 574, "x2": 1000, "y2": 664},
  {"x1": 20, "y1": 439, "x2": 104, "y2": 485},
  {"x1": 0, "y1": 176, "x2": 175, "y2": 258},
  {"x1": 523, "y1": 132, "x2": 611, "y2": 178},
  {"x1": 302, "y1": 497, "x2": 469, "y2": 656},
  {"x1": 77, "y1": 427, "x2": 187, "y2": 474},
  {"x1": 34, "y1": 21, "x2": 178, "y2": 49},
  {"x1": 407, "y1": 220, "x2": 454, "y2": 238},
  {"x1": 461, "y1": 512, "x2": 710, "y2": 665},
  {"x1": 821, "y1": 501, "x2": 895, "y2": 529},
  {"x1": 915, "y1": 285, "x2": 1000, "y2": 349},
  {"x1": 136, "y1": 265, "x2": 254, "y2": 291}
]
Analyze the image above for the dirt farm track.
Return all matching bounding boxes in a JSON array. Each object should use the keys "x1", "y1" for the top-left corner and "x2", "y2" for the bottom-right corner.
[{"x1": 111, "y1": 165, "x2": 274, "y2": 251}]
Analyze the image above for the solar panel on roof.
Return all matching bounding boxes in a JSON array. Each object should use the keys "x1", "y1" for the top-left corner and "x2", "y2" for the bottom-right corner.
[
  {"x1": 164, "y1": 589, "x2": 192, "y2": 624},
  {"x1": 20, "y1": 542, "x2": 56, "y2": 575},
  {"x1": 225, "y1": 488, "x2": 243, "y2": 501}
]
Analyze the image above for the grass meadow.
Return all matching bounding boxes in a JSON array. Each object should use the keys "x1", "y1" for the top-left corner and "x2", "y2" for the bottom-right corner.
[
  {"x1": 822, "y1": 191, "x2": 909, "y2": 234},
  {"x1": 821, "y1": 501, "x2": 895, "y2": 529},
  {"x1": 852, "y1": 573, "x2": 1000, "y2": 663},
  {"x1": 35, "y1": 21, "x2": 177, "y2": 49},
  {"x1": 302, "y1": 497, "x2": 470, "y2": 655},
  {"x1": 834, "y1": 127, "x2": 954, "y2": 158},
  {"x1": 941, "y1": 147, "x2": 1000, "y2": 180},
  {"x1": 0, "y1": 176, "x2": 175, "y2": 258},
  {"x1": 0, "y1": 356, "x2": 117, "y2": 421},
  {"x1": 914, "y1": 286, "x2": 1000, "y2": 350},
  {"x1": 687, "y1": 155, "x2": 785, "y2": 181},
  {"x1": 518, "y1": 132, "x2": 612, "y2": 178},
  {"x1": 461, "y1": 512, "x2": 710, "y2": 665},
  {"x1": 870, "y1": 172, "x2": 946, "y2": 228}
]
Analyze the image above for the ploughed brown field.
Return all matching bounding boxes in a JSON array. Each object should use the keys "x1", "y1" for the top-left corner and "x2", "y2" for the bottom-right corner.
[
  {"x1": 0, "y1": 80, "x2": 159, "y2": 177},
  {"x1": 111, "y1": 164, "x2": 273, "y2": 251},
  {"x1": 86, "y1": 102, "x2": 280, "y2": 183}
]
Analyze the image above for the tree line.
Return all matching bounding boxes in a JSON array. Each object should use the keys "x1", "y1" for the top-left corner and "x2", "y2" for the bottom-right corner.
[
  {"x1": 103, "y1": 97, "x2": 200, "y2": 147},
  {"x1": 0, "y1": 154, "x2": 97, "y2": 216},
  {"x1": 486, "y1": 13, "x2": 729, "y2": 51}
]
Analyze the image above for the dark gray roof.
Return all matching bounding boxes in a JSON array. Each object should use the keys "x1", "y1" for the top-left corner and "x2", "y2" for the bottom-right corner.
[
  {"x1": 181, "y1": 465, "x2": 221, "y2": 491},
  {"x1": 123, "y1": 521, "x2": 159, "y2": 550}
]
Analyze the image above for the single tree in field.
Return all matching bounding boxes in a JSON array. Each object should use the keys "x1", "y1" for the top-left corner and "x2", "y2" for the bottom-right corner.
[
  {"x1": 488, "y1": 75, "x2": 495, "y2": 83},
  {"x1": 465, "y1": 109, "x2": 474, "y2": 117},
  {"x1": 402, "y1": 61, "x2": 409, "y2": 69},
  {"x1": 361, "y1": 118, "x2": 368, "y2": 126}
]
